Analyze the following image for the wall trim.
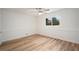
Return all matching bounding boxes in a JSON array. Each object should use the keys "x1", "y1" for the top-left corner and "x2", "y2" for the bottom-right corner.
[
  {"x1": 2, "y1": 33, "x2": 79, "y2": 44},
  {"x1": 2, "y1": 34, "x2": 36, "y2": 44},
  {"x1": 38, "y1": 34, "x2": 79, "y2": 44}
]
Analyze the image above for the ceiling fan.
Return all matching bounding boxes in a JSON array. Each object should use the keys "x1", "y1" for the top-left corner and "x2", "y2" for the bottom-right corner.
[{"x1": 35, "y1": 8, "x2": 52, "y2": 15}]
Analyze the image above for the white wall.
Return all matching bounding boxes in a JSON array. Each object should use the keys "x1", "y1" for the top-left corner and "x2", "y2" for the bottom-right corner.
[
  {"x1": 37, "y1": 8, "x2": 79, "y2": 43},
  {"x1": 0, "y1": 9, "x2": 1, "y2": 31},
  {"x1": 0, "y1": 9, "x2": 1, "y2": 32},
  {"x1": 0, "y1": 9, "x2": 2, "y2": 44},
  {"x1": 2, "y1": 9, "x2": 37, "y2": 42}
]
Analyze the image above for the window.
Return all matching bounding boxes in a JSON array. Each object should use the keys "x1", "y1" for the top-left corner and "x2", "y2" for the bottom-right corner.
[{"x1": 46, "y1": 17, "x2": 60, "y2": 26}]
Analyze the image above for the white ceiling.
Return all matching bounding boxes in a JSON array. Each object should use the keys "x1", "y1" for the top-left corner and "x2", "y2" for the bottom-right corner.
[{"x1": 4, "y1": 8, "x2": 62, "y2": 16}]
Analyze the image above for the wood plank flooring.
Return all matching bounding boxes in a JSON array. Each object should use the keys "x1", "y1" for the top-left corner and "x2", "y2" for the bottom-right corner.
[{"x1": 0, "y1": 34, "x2": 79, "y2": 51}]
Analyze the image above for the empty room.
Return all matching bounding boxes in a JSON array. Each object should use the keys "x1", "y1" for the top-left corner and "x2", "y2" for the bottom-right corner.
[{"x1": 0, "y1": 8, "x2": 79, "y2": 51}]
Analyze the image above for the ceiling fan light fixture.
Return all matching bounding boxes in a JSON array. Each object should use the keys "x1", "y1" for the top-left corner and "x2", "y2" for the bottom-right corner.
[
  {"x1": 38, "y1": 12, "x2": 43, "y2": 15},
  {"x1": 35, "y1": 8, "x2": 53, "y2": 15}
]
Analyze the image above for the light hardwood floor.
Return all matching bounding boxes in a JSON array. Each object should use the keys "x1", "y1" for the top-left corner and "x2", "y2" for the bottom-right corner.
[{"x1": 0, "y1": 34, "x2": 79, "y2": 51}]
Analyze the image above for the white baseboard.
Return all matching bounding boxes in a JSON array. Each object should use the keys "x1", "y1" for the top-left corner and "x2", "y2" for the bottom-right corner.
[
  {"x1": 2, "y1": 33, "x2": 36, "y2": 43},
  {"x1": 38, "y1": 33, "x2": 79, "y2": 44}
]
